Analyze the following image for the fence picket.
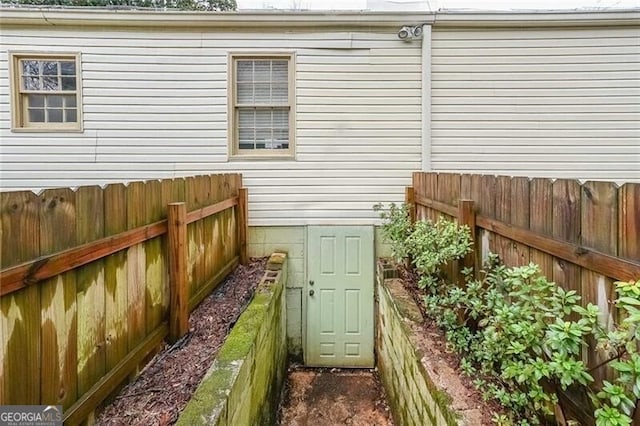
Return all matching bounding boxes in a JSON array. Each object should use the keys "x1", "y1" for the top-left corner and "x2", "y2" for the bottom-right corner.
[
  {"x1": 39, "y1": 188, "x2": 78, "y2": 409},
  {"x1": 202, "y1": 176, "x2": 215, "y2": 285},
  {"x1": 495, "y1": 175, "x2": 512, "y2": 265},
  {"x1": 103, "y1": 184, "x2": 128, "y2": 374},
  {"x1": 581, "y1": 181, "x2": 618, "y2": 384},
  {"x1": 76, "y1": 186, "x2": 106, "y2": 400},
  {"x1": 552, "y1": 179, "x2": 582, "y2": 294},
  {"x1": 220, "y1": 174, "x2": 232, "y2": 267},
  {"x1": 510, "y1": 176, "x2": 531, "y2": 266},
  {"x1": 185, "y1": 176, "x2": 201, "y2": 297},
  {"x1": 480, "y1": 175, "x2": 497, "y2": 261},
  {"x1": 529, "y1": 178, "x2": 554, "y2": 279},
  {"x1": 144, "y1": 180, "x2": 164, "y2": 336},
  {"x1": 126, "y1": 181, "x2": 147, "y2": 354},
  {"x1": 425, "y1": 173, "x2": 438, "y2": 222},
  {"x1": 468, "y1": 174, "x2": 484, "y2": 272}
]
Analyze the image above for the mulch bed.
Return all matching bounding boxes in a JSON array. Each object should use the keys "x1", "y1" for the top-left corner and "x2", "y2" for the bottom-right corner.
[{"x1": 97, "y1": 257, "x2": 267, "y2": 426}]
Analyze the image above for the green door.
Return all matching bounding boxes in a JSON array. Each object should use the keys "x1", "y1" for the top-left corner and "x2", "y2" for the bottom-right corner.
[{"x1": 305, "y1": 226, "x2": 374, "y2": 367}]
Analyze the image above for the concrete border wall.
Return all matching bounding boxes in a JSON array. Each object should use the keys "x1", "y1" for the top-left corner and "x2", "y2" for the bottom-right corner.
[
  {"x1": 376, "y1": 261, "x2": 460, "y2": 426},
  {"x1": 176, "y1": 253, "x2": 288, "y2": 426}
]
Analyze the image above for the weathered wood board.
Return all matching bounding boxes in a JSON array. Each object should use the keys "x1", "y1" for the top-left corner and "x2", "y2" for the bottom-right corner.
[
  {"x1": 104, "y1": 184, "x2": 128, "y2": 373},
  {"x1": 76, "y1": 186, "x2": 106, "y2": 397},
  {"x1": 39, "y1": 188, "x2": 78, "y2": 408},
  {"x1": 529, "y1": 178, "x2": 554, "y2": 279}
]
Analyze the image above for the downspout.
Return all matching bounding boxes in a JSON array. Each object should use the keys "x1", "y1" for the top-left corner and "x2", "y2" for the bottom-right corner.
[{"x1": 421, "y1": 20, "x2": 433, "y2": 171}]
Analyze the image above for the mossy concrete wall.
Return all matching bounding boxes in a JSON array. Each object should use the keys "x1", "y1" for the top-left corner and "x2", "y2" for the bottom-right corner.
[
  {"x1": 376, "y1": 262, "x2": 459, "y2": 426},
  {"x1": 176, "y1": 253, "x2": 288, "y2": 426},
  {"x1": 248, "y1": 225, "x2": 391, "y2": 360}
]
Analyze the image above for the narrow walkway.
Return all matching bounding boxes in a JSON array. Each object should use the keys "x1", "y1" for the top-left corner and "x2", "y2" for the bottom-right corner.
[{"x1": 278, "y1": 367, "x2": 394, "y2": 426}]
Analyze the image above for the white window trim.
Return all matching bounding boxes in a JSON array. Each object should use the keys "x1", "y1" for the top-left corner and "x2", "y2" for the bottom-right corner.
[
  {"x1": 9, "y1": 51, "x2": 83, "y2": 133},
  {"x1": 228, "y1": 52, "x2": 296, "y2": 160}
]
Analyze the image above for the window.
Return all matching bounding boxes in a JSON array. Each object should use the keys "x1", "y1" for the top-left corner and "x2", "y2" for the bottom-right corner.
[
  {"x1": 10, "y1": 53, "x2": 82, "y2": 131},
  {"x1": 229, "y1": 54, "x2": 294, "y2": 158}
]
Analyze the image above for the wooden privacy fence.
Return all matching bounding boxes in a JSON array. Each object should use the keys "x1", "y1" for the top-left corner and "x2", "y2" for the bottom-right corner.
[
  {"x1": 408, "y1": 172, "x2": 640, "y2": 384},
  {"x1": 0, "y1": 174, "x2": 248, "y2": 424}
]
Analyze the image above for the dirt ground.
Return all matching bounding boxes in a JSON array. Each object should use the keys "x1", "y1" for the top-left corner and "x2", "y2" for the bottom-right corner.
[
  {"x1": 278, "y1": 367, "x2": 394, "y2": 426},
  {"x1": 398, "y1": 265, "x2": 505, "y2": 425},
  {"x1": 96, "y1": 258, "x2": 266, "y2": 426}
]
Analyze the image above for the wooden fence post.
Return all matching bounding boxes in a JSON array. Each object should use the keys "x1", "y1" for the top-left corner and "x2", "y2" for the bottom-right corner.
[
  {"x1": 168, "y1": 202, "x2": 188, "y2": 343},
  {"x1": 458, "y1": 199, "x2": 476, "y2": 282},
  {"x1": 405, "y1": 186, "x2": 416, "y2": 224},
  {"x1": 238, "y1": 188, "x2": 249, "y2": 266}
]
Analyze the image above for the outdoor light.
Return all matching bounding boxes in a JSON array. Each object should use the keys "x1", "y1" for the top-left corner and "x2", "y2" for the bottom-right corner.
[
  {"x1": 397, "y1": 26, "x2": 412, "y2": 40},
  {"x1": 397, "y1": 25, "x2": 423, "y2": 41}
]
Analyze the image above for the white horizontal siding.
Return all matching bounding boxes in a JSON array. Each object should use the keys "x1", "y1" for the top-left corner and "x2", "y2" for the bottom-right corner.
[
  {"x1": 431, "y1": 26, "x2": 640, "y2": 182},
  {"x1": 0, "y1": 26, "x2": 421, "y2": 225}
]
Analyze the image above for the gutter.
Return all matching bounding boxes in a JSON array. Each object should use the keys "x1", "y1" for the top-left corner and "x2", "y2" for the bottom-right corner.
[
  {"x1": 0, "y1": 7, "x2": 637, "y2": 29},
  {"x1": 0, "y1": 8, "x2": 435, "y2": 28},
  {"x1": 432, "y1": 9, "x2": 640, "y2": 27}
]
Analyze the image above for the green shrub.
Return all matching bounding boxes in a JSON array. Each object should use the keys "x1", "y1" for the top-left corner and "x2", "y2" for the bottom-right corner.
[
  {"x1": 375, "y1": 202, "x2": 640, "y2": 425},
  {"x1": 375, "y1": 202, "x2": 472, "y2": 290}
]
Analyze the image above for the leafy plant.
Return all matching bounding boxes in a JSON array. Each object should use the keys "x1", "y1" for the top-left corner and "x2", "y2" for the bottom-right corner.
[
  {"x1": 408, "y1": 218, "x2": 472, "y2": 290},
  {"x1": 444, "y1": 266, "x2": 640, "y2": 424},
  {"x1": 375, "y1": 202, "x2": 472, "y2": 290},
  {"x1": 376, "y1": 202, "x2": 640, "y2": 425},
  {"x1": 374, "y1": 202, "x2": 414, "y2": 260}
]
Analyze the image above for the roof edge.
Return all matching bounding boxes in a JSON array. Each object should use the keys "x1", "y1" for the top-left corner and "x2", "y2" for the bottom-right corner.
[
  {"x1": 0, "y1": 7, "x2": 638, "y2": 29},
  {"x1": 0, "y1": 8, "x2": 435, "y2": 28},
  {"x1": 433, "y1": 9, "x2": 640, "y2": 27}
]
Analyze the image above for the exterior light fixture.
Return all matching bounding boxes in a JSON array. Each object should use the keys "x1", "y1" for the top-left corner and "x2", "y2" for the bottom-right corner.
[{"x1": 397, "y1": 25, "x2": 424, "y2": 41}]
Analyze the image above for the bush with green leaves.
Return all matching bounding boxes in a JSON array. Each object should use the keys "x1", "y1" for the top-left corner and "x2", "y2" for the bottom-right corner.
[
  {"x1": 375, "y1": 202, "x2": 640, "y2": 425},
  {"x1": 374, "y1": 202, "x2": 472, "y2": 290},
  {"x1": 430, "y1": 258, "x2": 640, "y2": 425},
  {"x1": 589, "y1": 279, "x2": 640, "y2": 426},
  {"x1": 374, "y1": 202, "x2": 414, "y2": 260},
  {"x1": 429, "y1": 257, "x2": 587, "y2": 422}
]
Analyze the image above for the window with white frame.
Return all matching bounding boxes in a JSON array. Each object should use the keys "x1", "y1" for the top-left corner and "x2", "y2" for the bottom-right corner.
[
  {"x1": 229, "y1": 54, "x2": 294, "y2": 157},
  {"x1": 11, "y1": 53, "x2": 81, "y2": 131}
]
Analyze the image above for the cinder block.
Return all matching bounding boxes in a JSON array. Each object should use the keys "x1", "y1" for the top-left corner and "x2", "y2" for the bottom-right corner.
[{"x1": 263, "y1": 243, "x2": 304, "y2": 258}]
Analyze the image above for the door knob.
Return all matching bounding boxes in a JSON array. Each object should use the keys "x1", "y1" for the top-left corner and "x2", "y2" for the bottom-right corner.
[
  {"x1": 309, "y1": 289, "x2": 315, "y2": 296},
  {"x1": 309, "y1": 280, "x2": 314, "y2": 286}
]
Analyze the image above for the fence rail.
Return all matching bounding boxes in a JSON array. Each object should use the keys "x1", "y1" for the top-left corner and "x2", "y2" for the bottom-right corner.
[
  {"x1": 409, "y1": 172, "x2": 640, "y2": 395},
  {"x1": 0, "y1": 174, "x2": 248, "y2": 424},
  {"x1": 412, "y1": 193, "x2": 640, "y2": 282}
]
